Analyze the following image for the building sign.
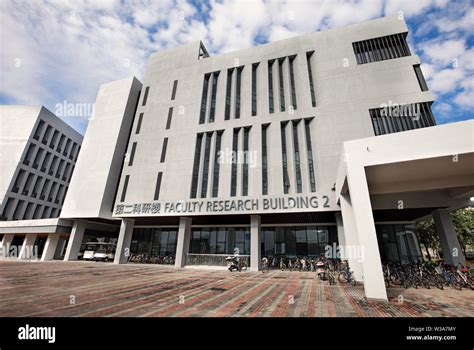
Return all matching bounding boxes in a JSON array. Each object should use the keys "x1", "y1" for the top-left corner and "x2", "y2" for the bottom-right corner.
[{"x1": 114, "y1": 195, "x2": 332, "y2": 216}]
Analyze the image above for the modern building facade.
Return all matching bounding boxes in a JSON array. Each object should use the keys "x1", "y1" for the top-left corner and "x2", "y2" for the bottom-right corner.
[{"x1": 0, "y1": 16, "x2": 473, "y2": 301}]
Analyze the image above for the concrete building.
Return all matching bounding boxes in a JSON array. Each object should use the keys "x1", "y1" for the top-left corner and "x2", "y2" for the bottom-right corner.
[
  {"x1": 1, "y1": 16, "x2": 473, "y2": 300},
  {"x1": 0, "y1": 106, "x2": 83, "y2": 259}
]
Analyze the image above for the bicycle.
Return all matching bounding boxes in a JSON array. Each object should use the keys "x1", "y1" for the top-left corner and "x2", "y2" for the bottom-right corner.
[{"x1": 338, "y1": 260, "x2": 356, "y2": 286}]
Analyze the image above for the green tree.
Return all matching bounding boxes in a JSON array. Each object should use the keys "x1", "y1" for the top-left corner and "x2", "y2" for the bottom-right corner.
[
  {"x1": 416, "y1": 218, "x2": 439, "y2": 261},
  {"x1": 451, "y1": 207, "x2": 474, "y2": 256}
]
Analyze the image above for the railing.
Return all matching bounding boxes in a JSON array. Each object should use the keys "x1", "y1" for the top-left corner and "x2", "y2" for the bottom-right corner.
[{"x1": 185, "y1": 253, "x2": 250, "y2": 267}]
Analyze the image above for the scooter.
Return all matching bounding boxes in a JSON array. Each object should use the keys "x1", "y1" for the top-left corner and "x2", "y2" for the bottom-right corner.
[
  {"x1": 226, "y1": 256, "x2": 241, "y2": 272},
  {"x1": 316, "y1": 257, "x2": 328, "y2": 281}
]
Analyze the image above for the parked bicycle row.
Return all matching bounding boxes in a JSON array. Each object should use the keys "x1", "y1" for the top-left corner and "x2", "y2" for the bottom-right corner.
[
  {"x1": 383, "y1": 260, "x2": 474, "y2": 290},
  {"x1": 261, "y1": 256, "x2": 357, "y2": 286},
  {"x1": 128, "y1": 254, "x2": 175, "y2": 265}
]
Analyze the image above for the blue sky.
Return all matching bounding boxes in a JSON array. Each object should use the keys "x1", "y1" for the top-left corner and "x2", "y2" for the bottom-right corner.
[{"x1": 1, "y1": 0, "x2": 473, "y2": 135}]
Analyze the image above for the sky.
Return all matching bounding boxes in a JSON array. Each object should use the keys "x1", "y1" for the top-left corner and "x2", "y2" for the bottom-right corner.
[{"x1": 1, "y1": 0, "x2": 473, "y2": 135}]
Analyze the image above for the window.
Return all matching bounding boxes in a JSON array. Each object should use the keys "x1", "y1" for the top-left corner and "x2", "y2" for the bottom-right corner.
[
  {"x1": 304, "y1": 119, "x2": 316, "y2": 192},
  {"x1": 120, "y1": 175, "x2": 129, "y2": 202},
  {"x1": 212, "y1": 131, "x2": 223, "y2": 197},
  {"x1": 1, "y1": 198, "x2": 14, "y2": 219},
  {"x1": 200, "y1": 132, "x2": 213, "y2": 198},
  {"x1": 74, "y1": 146, "x2": 81, "y2": 162},
  {"x1": 261, "y1": 124, "x2": 269, "y2": 195},
  {"x1": 63, "y1": 139, "x2": 71, "y2": 156},
  {"x1": 32, "y1": 176, "x2": 43, "y2": 198},
  {"x1": 280, "y1": 122, "x2": 290, "y2": 194},
  {"x1": 56, "y1": 184, "x2": 64, "y2": 204},
  {"x1": 23, "y1": 144, "x2": 36, "y2": 166},
  {"x1": 55, "y1": 159, "x2": 65, "y2": 179},
  {"x1": 288, "y1": 55, "x2": 297, "y2": 110},
  {"x1": 370, "y1": 102, "x2": 436, "y2": 136},
  {"x1": 414, "y1": 64, "x2": 428, "y2": 91},
  {"x1": 33, "y1": 120, "x2": 45, "y2": 140},
  {"x1": 40, "y1": 179, "x2": 50, "y2": 201},
  {"x1": 268, "y1": 60, "x2": 275, "y2": 113},
  {"x1": 171, "y1": 80, "x2": 178, "y2": 100},
  {"x1": 12, "y1": 169, "x2": 25, "y2": 193},
  {"x1": 235, "y1": 66, "x2": 243, "y2": 119},
  {"x1": 136, "y1": 113, "x2": 144, "y2": 134},
  {"x1": 33, "y1": 204, "x2": 43, "y2": 219},
  {"x1": 230, "y1": 128, "x2": 240, "y2": 197},
  {"x1": 154, "y1": 172, "x2": 163, "y2": 200},
  {"x1": 142, "y1": 86, "x2": 149, "y2": 106},
  {"x1": 42, "y1": 206, "x2": 51, "y2": 219},
  {"x1": 12, "y1": 200, "x2": 25, "y2": 220},
  {"x1": 225, "y1": 68, "x2": 234, "y2": 120},
  {"x1": 32, "y1": 148, "x2": 44, "y2": 169},
  {"x1": 251, "y1": 63, "x2": 259, "y2": 116},
  {"x1": 69, "y1": 143, "x2": 77, "y2": 160},
  {"x1": 278, "y1": 57, "x2": 285, "y2": 112},
  {"x1": 23, "y1": 202, "x2": 35, "y2": 220},
  {"x1": 49, "y1": 156, "x2": 58, "y2": 175},
  {"x1": 57, "y1": 135, "x2": 66, "y2": 153},
  {"x1": 199, "y1": 74, "x2": 210, "y2": 124},
  {"x1": 306, "y1": 51, "x2": 316, "y2": 107},
  {"x1": 129, "y1": 142, "x2": 137, "y2": 166},
  {"x1": 40, "y1": 152, "x2": 50, "y2": 172},
  {"x1": 50, "y1": 130, "x2": 59, "y2": 149},
  {"x1": 166, "y1": 108, "x2": 173, "y2": 129},
  {"x1": 190, "y1": 133, "x2": 203, "y2": 198},
  {"x1": 292, "y1": 120, "x2": 302, "y2": 193},
  {"x1": 63, "y1": 163, "x2": 71, "y2": 181},
  {"x1": 130, "y1": 228, "x2": 178, "y2": 258},
  {"x1": 242, "y1": 127, "x2": 250, "y2": 196},
  {"x1": 160, "y1": 138, "x2": 168, "y2": 163},
  {"x1": 190, "y1": 227, "x2": 250, "y2": 255},
  {"x1": 209, "y1": 72, "x2": 219, "y2": 122},
  {"x1": 48, "y1": 182, "x2": 58, "y2": 202},
  {"x1": 22, "y1": 173, "x2": 35, "y2": 196},
  {"x1": 353, "y1": 33, "x2": 411, "y2": 64},
  {"x1": 42, "y1": 125, "x2": 52, "y2": 145}
]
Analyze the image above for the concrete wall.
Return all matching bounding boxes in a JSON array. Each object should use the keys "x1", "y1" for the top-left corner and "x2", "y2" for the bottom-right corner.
[{"x1": 61, "y1": 77, "x2": 142, "y2": 219}]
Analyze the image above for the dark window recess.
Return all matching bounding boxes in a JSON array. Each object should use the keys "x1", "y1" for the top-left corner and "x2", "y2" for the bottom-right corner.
[
  {"x1": 200, "y1": 132, "x2": 213, "y2": 198},
  {"x1": 12, "y1": 169, "x2": 25, "y2": 193},
  {"x1": 242, "y1": 127, "x2": 250, "y2": 196},
  {"x1": 304, "y1": 119, "x2": 316, "y2": 192},
  {"x1": 50, "y1": 130, "x2": 59, "y2": 149},
  {"x1": 278, "y1": 58, "x2": 286, "y2": 112},
  {"x1": 261, "y1": 124, "x2": 269, "y2": 195},
  {"x1": 225, "y1": 68, "x2": 234, "y2": 120},
  {"x1": 154, "y1": 172, "x2": 163, "y2": 200},
  {"x1": 251, "y1": 63, "x2": 259, "y2": 116},
  {"x1": 12, "y1": 200, "x2": 25, "y2": 220},
  {"x1": 370, "y1": 102, "x2": 436, "y2": 136},
  {"x1": 63, "y1": 139, "x2": 71, "y2": 156},
  {"x1": 57, "y1": 135, "x2": 65, "y2": 153},
  {"x1": 41, "y1": 152, "x2": 50, "y2": 172},
  {"x1": 288, "y1": 55, "x2": 297, "y2": 110},
  {"x1": 230, "y1": 128, "x2": 240, "y2": 197},
  {"x1": 414, "y1": 64, "x2": 428, "y2": 91},
  {"x1": 120, "y1": 175, "x2": 130, "y2": 202},
  {"x1": 209, "y1": 72, "x2": 219, "y2": 122},
  {"x1": 190, "y1": 133, "x2": 203, "y2": 198},
  {"x1": 199, "y1": 74, "x2": 210, "y2": 124},
  {"x1": 42, "y1": 125, "x2": 52, "y2": 145},
  {"x1": 306, "y1": 51, "x2": 316, "y2": 107},
  {"x1": 171, "y1": 80, "x2": 178, "y2": 100},
  {"x1": 166, "y1": 108, "x2": 173, "y2": 129},
  {"x1": 235, "y1": 66, "x2": 243, "y2": 119},
  {"x1": 268, "y1": 60, "x2": 275, "y2": 113},
  {"x1": 129, "y1": 142, "x2": 137, "y2": 166},
  {"x1": 212, "y1": 131, "x2": 223, "y2": 198},
  {"x1": 160, "y1": 138, "x2": 168, "y2": 163},
  {"x1": 1, "y1": 198, "x2": 14, "y2": 219},
  {"x1": 136, "y1": 113, "x2": 144, "y2": 134},
  {"x1": 22, "y1": 173, "x2": 35, "y2": 196},
  {"x1": 142, "y1": 86, "x2": 149, "y2": 106},
  {"x1": 33, "y1": 120, "x2": 45, "y2": 140},
  {"x1": 280, "y1": 122, "x2": 290, "y2": 194},
  {"x1": 23, "y1": 144, "x2": 35, "y2": 165},
  {"x1": 292, "y1": 120, "x2": 302, "y2": 193},
  {"x1": 353, "y1": 33, "x2": 411, "y2": 65}
]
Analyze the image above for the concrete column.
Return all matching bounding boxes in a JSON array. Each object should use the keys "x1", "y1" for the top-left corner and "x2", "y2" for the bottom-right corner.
[
  {"x1": 18, "y1": 233, "x2": 37, "y2": 259},
  {"x1": 0, "y1": 234, "x2": 14, "y2": 258},
  {"x1": 250, "y1": 215, "x2": 261, "y2": 271},
  {"x1": 114, "y1": 218, "x2": 135, "y2": 264},
  {"x1": 41, "y1": 233, "x2": 60, "y2": 261},
  {"x1": 175, "y1": 217, "x2": 192, "y2": 268},
  {"x1": 335, "y1": 212, "x2": 346, "y2": 247},
  {"x1": 432, "y1": 209, "x2": 466, "y2": 266},
  {"x1": 346, "y1": 163, "x2": 387, "y2": 301},
  {"x1": 339, "y1": 194, "x2": 363, "y2": 281},
  {"x1": 63, "y1": 220, "x2": 86, "y2": 261}
]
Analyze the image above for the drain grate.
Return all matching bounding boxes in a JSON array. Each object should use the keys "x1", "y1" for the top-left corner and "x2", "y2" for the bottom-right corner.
[
  {"x1": 272, "y1": 276, "x2": 287, "y2": 279},
  {"x1": 209, "y1": 287, "x2": 228, "y2": 292}
]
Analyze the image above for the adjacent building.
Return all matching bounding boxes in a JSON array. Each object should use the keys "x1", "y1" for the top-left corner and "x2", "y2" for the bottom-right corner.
[{"x1": 0, "y1": 16, "x2": 473, "y2": 300}]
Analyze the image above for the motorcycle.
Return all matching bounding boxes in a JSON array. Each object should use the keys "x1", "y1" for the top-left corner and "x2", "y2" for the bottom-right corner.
[{"x1": 226, "y1": 256, "x2": 246, "y2": 272}]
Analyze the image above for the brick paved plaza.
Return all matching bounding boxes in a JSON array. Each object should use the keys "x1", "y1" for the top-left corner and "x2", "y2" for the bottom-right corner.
[{"x1": 0, "y1": 260, "x2": 472, "y2": 317}]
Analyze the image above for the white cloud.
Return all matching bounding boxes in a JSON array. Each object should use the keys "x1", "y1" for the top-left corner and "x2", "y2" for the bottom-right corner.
[{"x1": 420, "y1": 39, "x2": 466, "y2": 65}]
